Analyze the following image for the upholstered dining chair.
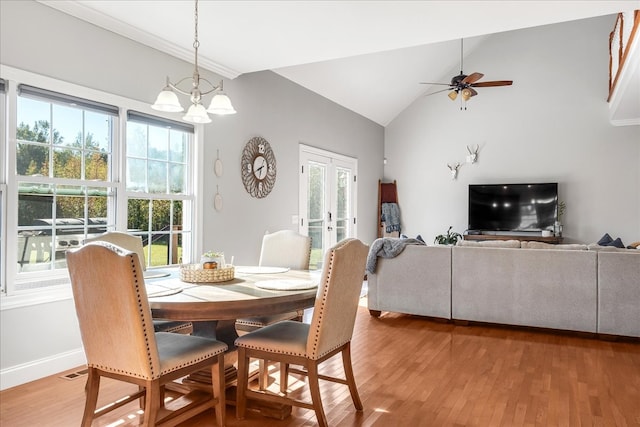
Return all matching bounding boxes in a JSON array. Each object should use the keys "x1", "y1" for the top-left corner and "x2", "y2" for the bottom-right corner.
[
  {"x1": 83, "y1": 231, "x2": 192, "y2": 334},
  {"x1": 235, "y1": 238, "x2": 368, "y2": 427},
  {"x1": 234, "y1": 230, "x2": 312, "y2": 388},
  {"x1": 235, "y1": 230, "x2": 312, "y2": 333},
  {"x1": 66, "y1": 242, "x2": 227, "y2": 427}
]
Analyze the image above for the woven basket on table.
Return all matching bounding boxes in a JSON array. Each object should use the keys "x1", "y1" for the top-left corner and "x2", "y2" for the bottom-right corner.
[{"x1": 180, "y1": 264, "x2": 235, "y2": 283}]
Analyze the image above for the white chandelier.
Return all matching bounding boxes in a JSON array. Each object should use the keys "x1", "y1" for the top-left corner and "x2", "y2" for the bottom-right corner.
[{"x1": 151, "y1": 0, "x2": 236, "y2": 123}]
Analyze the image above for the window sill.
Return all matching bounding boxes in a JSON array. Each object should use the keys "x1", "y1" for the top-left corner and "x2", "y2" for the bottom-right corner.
[{"x1": 0, "y1": 285, "x2": 73, "y2": 311}]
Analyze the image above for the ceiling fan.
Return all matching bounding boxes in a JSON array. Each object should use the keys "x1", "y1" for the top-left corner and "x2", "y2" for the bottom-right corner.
[{"x1": 421, "y1": 39, "x2": 513, "y2": 109}]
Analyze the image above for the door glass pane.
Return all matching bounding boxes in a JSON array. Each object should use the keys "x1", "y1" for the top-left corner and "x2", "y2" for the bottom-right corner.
[
  {"x1": 307, "y1": 161, "x2": 325, "y2": 270},
  {"x1": 336, "y1": 166, "x2": 350, "y2": 242}
]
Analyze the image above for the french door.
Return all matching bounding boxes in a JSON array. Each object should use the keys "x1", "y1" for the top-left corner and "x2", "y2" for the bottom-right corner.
[{"x1": 299, "y1": 145, "x2": 357, "y2": 270}]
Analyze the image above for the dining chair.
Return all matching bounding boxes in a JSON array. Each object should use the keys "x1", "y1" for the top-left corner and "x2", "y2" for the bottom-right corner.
[
  {"x1": 66, "y1": 242, "x2": 227, "y2": 427},
  {"x1": 83, "y1": 231, "x2": 192, "y2": 334},
  {"x1": 234, "y1": 230, "x2": 312, "y2": 389},
  {"x1": 235, "y1": 238, "x2": 368, "y2": 427}
]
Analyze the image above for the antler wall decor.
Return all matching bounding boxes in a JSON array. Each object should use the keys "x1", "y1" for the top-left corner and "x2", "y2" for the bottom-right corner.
[
  {"x1": 466, "y1": 144, "x2": 480, "y2": 164},
  {"x1": 447, "y1": 162, "x2": 462, "y2": 180}
]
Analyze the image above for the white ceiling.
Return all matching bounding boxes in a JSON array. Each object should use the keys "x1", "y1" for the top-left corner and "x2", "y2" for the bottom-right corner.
[{"x1": 39, "y1": 1, "x2": 639, "y2": 126}]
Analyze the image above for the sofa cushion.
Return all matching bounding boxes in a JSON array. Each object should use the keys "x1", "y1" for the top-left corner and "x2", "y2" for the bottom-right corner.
[
  {"x1": 521, "y1": 241, "x2": 588, "y2": 250},
  {"x1": 457, "y1": 239, "x2": 521, "y2": 248},
  {"x1": 588, "y1": 244, "x2": 636, "y2": 252}
]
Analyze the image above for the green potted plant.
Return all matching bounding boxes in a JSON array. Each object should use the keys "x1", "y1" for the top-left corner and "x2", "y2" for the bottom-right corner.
[{"x1": 434, "y1": 226, "x2": 462, "y2": 245}]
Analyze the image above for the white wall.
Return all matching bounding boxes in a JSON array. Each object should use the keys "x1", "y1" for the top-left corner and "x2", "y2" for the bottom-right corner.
[
  {"x1": 0, "y1": 0, "x2": 383, "y2": 389},
  {"x1": 385, "y1": 16, "x2": 639, "y2": 246}
]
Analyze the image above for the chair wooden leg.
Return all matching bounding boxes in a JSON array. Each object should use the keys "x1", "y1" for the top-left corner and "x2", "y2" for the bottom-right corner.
[
  {"x1": 307, "y1": 362, "x2": 328, "y2": 427},
  {"x1": 81, "y1": 368, "x2": 100, "y2": 427},
  {"x1": 258, "y1": 359, "x2": 269, "y2": 390},
  {"x1": 279, "y1": 362, "x2": 289, "y2": 394},
  {"x1": 212, "y1": 354, "x2": 226, "y2": 427},
  {"x1": 342, "y1": 343, "x2": 363, "y2": 410},
  {"x1": 236, "y1": 347, "x2": 249, "y2": 420},
  {"x1": 143, "y1": 379, "x2": 161, "y2": 426}
]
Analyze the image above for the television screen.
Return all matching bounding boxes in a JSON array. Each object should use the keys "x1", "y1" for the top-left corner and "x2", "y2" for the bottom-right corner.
[{"x1": 468, "y1": 183, "x2": 558, "y2": 232}]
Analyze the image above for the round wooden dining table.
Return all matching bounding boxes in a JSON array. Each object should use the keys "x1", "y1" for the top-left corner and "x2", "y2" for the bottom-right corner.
[
  {"x1": 147, "y1": 267, "x2": 319, "y2": 351},
  {"x1": 147, "y1": 267, "x2": 320, "y2": 324},
  {"x1": 146, "y1": 266, "x2": 320, "y2": 412}
]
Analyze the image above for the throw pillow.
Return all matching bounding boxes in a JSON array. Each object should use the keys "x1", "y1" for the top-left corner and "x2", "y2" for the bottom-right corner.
[
  {"x1": 597, "y1": 233, "x2": 613, "y2": 246},
  {"x1": 608, "y1": 237, "x2": 625, "y2": 248}
]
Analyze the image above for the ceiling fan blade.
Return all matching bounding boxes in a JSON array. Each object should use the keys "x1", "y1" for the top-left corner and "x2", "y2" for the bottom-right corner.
[
  {"x1": 424, "y1": 87, "x2": 454, "y2": 97},
  {"x1": 471, "y1": 80, "x2": 513, "y2": 87},
  {"x1": 461, "y1": 72, "x2": 484, "y2": 84},
  {"x1": 420, "y1": 82, "x2": 452, "y2": 86}
]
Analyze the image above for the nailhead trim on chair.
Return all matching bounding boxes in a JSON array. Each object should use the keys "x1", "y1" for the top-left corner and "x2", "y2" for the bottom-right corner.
[{"x1": 130, "y1": 253, "x2": 159, "y2": 379}]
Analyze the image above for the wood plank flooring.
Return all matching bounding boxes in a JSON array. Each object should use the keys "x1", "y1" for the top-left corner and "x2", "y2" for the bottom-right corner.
[{"x1": 2, "y1": 300, "x2": 639, "y2": 426}]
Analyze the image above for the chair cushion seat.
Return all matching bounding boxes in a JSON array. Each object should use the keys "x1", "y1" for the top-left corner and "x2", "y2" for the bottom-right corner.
[
  {"x1": 157, "y1": 332, "x2": 227, "y2": 377},
  {"x1": 153, "y1": 319, "x2": 192, "y2": 334},
  {"x1": 235, "y1": 311, "x2": 301, "y2": 332},
  {"x1": 235, "y1": 320, "x2": 309, "y2": 357}
]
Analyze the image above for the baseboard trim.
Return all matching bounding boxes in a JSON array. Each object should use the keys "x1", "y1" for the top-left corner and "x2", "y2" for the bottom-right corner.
[{"x1": 0, "y1": 348, "x2": 86, "y2": 391}]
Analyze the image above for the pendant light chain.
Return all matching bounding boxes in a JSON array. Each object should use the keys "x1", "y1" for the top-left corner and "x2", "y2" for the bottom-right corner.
[{"x1": 193, "y1": 0, "x2": 199, "y2": 72}]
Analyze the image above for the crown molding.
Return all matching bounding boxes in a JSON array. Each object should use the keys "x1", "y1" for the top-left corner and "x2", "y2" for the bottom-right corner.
[{"x1": 37, "y1": 1, "x2": 241, "y2": 79}]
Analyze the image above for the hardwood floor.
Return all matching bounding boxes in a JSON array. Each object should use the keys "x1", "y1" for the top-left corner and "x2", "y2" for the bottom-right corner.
[{"x1": 2, "y1": 300, "x2": 639, "y2": 426}]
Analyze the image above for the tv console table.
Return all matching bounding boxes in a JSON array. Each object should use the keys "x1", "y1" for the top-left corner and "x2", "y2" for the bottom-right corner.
[{"x1": 464, "y1": 234, "x2": 564, "y2": 244}]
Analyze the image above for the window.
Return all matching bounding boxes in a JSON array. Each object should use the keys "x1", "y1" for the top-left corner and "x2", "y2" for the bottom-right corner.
[
  {"x1": 1, "y1": 69, "x2": 199, "y2": 297},
  {"x1": 15, "y1": 86, "x2": 117, "y2": 282},
  {"x1": 125, "y1": 111, "x2": 193, "y2": 268}
]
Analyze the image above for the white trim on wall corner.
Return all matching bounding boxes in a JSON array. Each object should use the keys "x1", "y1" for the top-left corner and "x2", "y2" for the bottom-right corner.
[{"x1": 0, "y1": 348, "x2": 86, "y2": 391}]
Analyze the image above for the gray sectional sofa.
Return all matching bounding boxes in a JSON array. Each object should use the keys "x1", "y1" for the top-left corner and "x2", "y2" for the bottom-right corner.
[{"x1": 367, "y1": 240, "x2": 640, "y2": 338}]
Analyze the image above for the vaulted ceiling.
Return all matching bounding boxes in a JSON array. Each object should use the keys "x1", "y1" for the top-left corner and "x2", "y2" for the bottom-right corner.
[{"x1": 40, "y1": 1, "x2": 638, "y2": 126}]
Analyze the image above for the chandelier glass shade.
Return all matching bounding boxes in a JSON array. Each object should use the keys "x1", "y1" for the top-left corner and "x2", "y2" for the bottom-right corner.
[{"x1": 151, "y1": 0, "x2": 236, "y2": 123}]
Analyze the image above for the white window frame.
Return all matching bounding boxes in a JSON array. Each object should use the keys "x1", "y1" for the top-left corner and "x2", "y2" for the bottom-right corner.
[{"x1": 0, "y1": 65, "x2": 203, "y2": 308}]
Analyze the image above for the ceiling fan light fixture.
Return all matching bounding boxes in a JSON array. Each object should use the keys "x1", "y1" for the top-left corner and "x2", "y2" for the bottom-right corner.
[
  {"x1": 448, "y1": 90, "x2": 458, "y2": 101},
  {"x1": 461, "y1": 88, "x2": 472, "y2": 101}
]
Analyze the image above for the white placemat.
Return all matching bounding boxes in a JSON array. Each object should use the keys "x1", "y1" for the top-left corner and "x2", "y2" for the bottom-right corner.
[
  {"x1": 235, "y1": 266, "x2": 290, "y2": 274},
  {"x1": 254, "y1": 279, "x2": 318, "y2": 291},
  {"x1": 146, "y1": 283, "x2": 183, "y2": 297},
  {"x1": 144, "y1": 271, "x2": 171, "y2": 279}
]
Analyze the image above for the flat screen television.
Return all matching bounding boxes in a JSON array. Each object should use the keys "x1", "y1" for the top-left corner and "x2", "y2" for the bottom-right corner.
[{"x1": 468, "y1": 183, "x2": 558, "y2": 233}]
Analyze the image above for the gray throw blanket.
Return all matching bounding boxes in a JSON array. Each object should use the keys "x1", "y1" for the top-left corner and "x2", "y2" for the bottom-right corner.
[
  {"x1": 380, "y1": 202, "x2": 401, "y2": 233},
  {"x1": 365, "y1": 237, "x2": 425, "y2": 274}
]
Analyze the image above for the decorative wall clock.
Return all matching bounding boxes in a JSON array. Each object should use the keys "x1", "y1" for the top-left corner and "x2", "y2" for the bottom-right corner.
[{"x1": 241, "y1": 136, "x2": 277, "y2": 198}]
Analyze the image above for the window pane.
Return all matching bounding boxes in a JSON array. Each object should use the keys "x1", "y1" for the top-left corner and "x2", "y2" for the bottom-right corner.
[
  {"x1": 53, "y1": 146, "x2": 81, "y2": 179},
  {"x1": 128, "y1": 198, "x2": 150, "y2": 232},
  {"x1": 169, "y1": 163, "x2": 185, "y2": 194},
  {"x1": 169, "y1": 129, "x2": 186, "y2": 162},
  {"x1": 16, "y1": 97, "x2": 50, "y2": 143},
  {"x1": 151, "y1": 199, "x2": 171, "y2": 232},
  {"x1": 85, "y1": 152, "x2": 109, "y2": 181},
  {"x1": 127, "y1": 158, "x2": 146, "y2": 192},
  {"x1": 148, "y1": 160, "x2": 167, "y2": 193},
  {"x1": 127, "y1": 121, "x2": 147, "y2": 158},
  {"x1": 52, "y1": 103, "x2": 81, "y2": 148},
  {"x1": 148, "y1": 126, "x2": 168, "y2": 161},
  {"x1": 16, "y1": 143, "x2": 50, "y2": 176},
  {"x1": 85, "y1": 110, "x2": 111, "y2": 152}
]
